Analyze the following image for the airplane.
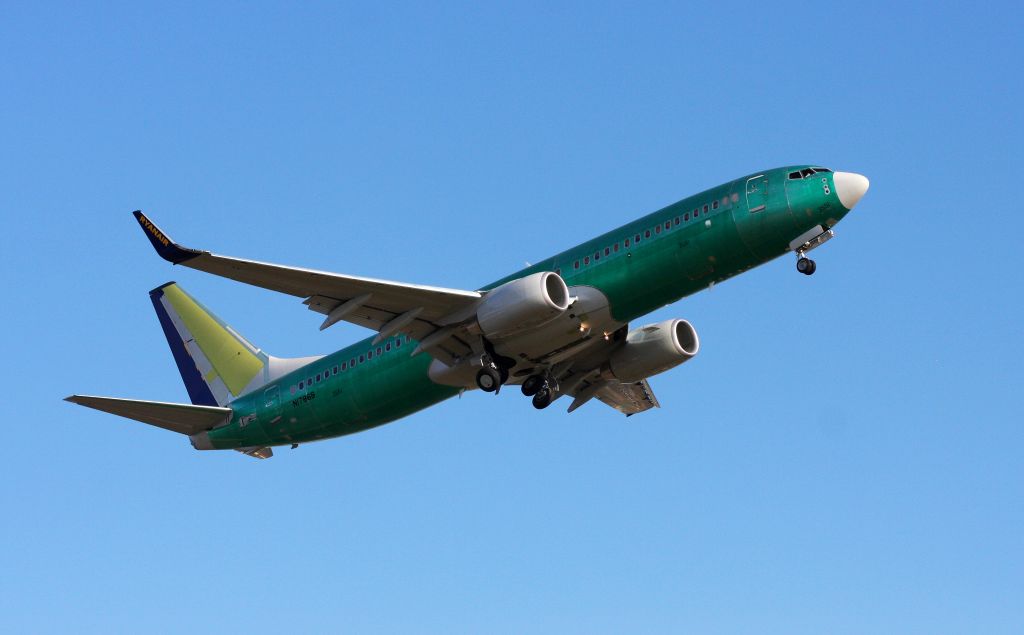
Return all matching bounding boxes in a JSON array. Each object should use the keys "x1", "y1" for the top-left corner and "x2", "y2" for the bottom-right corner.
[{"x1": 66, "y1": 166, "x2": 869, "y2": 459}]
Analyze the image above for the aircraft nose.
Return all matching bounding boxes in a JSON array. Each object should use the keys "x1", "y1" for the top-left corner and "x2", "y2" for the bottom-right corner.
[{"x1": 833, "y1": 172, "x2": 870, "y2": 210}]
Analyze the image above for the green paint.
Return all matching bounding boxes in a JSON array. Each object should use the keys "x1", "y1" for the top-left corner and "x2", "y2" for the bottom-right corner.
[{"x1": 199, "y1": 165, "x2": 855, "y2": 452}]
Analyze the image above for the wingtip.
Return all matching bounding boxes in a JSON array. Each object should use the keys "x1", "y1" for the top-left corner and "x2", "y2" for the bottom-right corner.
[{"x1": 132, "y1": 211, "x2": 204, "y2": 264}]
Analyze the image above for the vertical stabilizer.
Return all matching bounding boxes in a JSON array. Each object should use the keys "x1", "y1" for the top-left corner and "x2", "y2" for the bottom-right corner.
[{"x1": 149, "y1": 282, "x2": 320, "y2": 406}]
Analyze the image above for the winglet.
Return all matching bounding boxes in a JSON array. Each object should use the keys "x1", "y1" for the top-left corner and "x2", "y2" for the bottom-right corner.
[{"x1": 132, "y1": 210, "x2": 205, "y2": 264}]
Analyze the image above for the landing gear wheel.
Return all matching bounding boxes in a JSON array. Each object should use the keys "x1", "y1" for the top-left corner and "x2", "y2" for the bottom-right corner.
[
  {"x1": 521, "y1": 375, "x2": 545, "y2": 397},
  {"x1": 532, "y1": 388, "x2": 553, "y2": 410},
  {"x1": 476, "y1": 367, "x2": 501, "y2": 393},
  {"x1": 797, "y1": 257, "x2": 816, "y2": 276}
]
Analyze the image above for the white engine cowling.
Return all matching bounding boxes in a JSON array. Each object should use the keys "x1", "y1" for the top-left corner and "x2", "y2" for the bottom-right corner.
[
  {"x1": 476, "y1": 271, "x2": 571, "y2": 339},
  {"x1": 608, "y1": 319, "x2": 700, "y2": 382}
]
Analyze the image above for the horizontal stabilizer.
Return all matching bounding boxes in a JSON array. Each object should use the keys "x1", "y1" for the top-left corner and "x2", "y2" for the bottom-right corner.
[{"x1": 65, "y1": 395, "x2": 232, "y2": 435}]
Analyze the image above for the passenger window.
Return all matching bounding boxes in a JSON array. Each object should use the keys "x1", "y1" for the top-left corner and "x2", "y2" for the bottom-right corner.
[
  {"x1": 635, "y1": 233, "x2": 641, "y2": 243},
  {"x1": 584, "y1": 256, "x2": 590, "y2": 265},
  {"x1": 350, "y1": 358, "x2": 356, "y2": 366},
  {"x1": 703, "y1": 204, "x2": 709, "y2": 214},
  {"x1": 604, "y1": 247, "x2": 610, "y2": 256},
  {"x1": 644, "y1": 229, "x2": 651, "y2": 238},
  {"x1": 367, "y1": 350, "x2": 373, "y2": 360},
  {"x1": 594, "y1": 252, "x2": 600, "y2": 261},
  {"x1": 376, "y1": 346, "x2": 382, "y2": 355},
  {"x1": 342, "y1": 362, "x2": 348, "y2": 371},
  {"x1": 674, "y1": 217, "x2": 680, "y2": 226},
  {"x1": 665, "y1": 221, "x2": 671, "y2": 230},
  {"x1": 713, "y1": 200, "x2": 719, "y2": 210},
  {"x1": 386, "y1": 342, "x2": 392, "y2": 352},
  {"x1": 625, "y1": 238, "x2": 630, "y2": 247},
  {"x1": 684, "y1": 212, "x2": 689, "y2": 221},
  {"x1": 316, "y1": 374, "x2": 321, "y2": 382},
  {"x1": 613, "y1": 243, "x2": 619, "y2": 252},
  {"x1": 359, "y1": 354, "x2": 364, "y2": 363},
  {"x1": 655, "y1": 225, "x2": 661, "y2": 234},
  {"x1": 290, "y1": 385, "x2": 297, "y2": 395},
  {"x1": 395, "y1": 339, "x2": 402, "y2": 348},
  {"x1": 299, "y1": 381, "x2": 304, "y2": 390},
  {"x1": 574, "y1": 260, "x2": 580, "y2": 270}
]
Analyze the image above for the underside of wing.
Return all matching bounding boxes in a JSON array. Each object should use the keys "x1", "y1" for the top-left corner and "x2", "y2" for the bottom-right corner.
[
  {"x1": 565, "y1": 377, "x2": 660, "y2": 416},
  {"x1": 593, "y1": 379, "x2": 660, "y2": 415}
]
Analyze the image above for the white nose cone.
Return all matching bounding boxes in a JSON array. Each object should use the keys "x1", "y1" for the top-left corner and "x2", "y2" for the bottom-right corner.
[{"x1": 833, "y1": 172, "x2": 870, "y2": 210}]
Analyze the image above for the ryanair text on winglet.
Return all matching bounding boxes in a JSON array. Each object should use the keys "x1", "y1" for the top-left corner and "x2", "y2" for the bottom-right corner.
[{"x1": 139, "y1": 214, "x2": 170, "y2": 247}]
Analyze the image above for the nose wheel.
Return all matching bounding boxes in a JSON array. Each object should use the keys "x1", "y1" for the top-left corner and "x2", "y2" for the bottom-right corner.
[{"x1": 796, "y1": 255, "x2": 817, "y2": 276}]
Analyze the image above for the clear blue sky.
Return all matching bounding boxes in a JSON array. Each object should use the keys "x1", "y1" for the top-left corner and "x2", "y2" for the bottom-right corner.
[{"x1": 2, "y1": 2, "x2": 1021, "y2": 633}]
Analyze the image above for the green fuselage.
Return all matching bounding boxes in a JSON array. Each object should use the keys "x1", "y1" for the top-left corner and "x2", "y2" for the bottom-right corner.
[{"x1": 207, "y1": 166, "x2": 848, "y2": 450}]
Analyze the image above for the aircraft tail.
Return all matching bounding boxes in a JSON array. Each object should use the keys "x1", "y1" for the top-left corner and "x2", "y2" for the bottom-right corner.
[{"x1": 150, "y1": 282, "x2": 320, "y2": 406}]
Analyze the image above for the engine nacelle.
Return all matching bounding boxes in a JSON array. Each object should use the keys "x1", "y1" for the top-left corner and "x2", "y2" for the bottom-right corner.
[
  {"x1": 477, "y1": 271, "x2": 571, "y2": 339},
  {"x1": 607, "y1": 319, "x2": 700, "y2": 382}
]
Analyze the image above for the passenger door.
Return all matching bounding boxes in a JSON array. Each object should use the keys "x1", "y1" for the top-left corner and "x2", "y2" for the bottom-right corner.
[
  {"x1": 746, "y1": 174, "x2": 768, "y2": 213},
  {"x1": 262, "y1": 385, "x2": 282, "y2": 426}
]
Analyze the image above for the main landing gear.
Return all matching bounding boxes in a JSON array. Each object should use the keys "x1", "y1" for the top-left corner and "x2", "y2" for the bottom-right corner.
[
  {"x1": 796, "y1": 255, "x2": 817, "y2": 276},
  {"x1": 521, "y1": 374, "x2": 555, "y2": 410},
  {"x1": 475, "y1": 363, "x2": 509, "y2": 393},
  {"x1": 474, "y1": 338, "x2": 515, "y2": 394}
]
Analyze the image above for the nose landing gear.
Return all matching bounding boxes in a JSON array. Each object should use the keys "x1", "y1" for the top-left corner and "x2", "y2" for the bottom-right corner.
[{"x1": 790, "y1": 226, "x2": 833, "y2": 276}]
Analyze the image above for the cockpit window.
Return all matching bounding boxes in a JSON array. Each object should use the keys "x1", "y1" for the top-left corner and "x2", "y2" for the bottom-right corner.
[{"x1": 790, "y1": 167, "x2": 833, "y2": 180}]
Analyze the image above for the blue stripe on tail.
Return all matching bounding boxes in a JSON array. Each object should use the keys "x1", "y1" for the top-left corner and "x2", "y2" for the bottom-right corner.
[{"x1": 149, "y1": 283, "x2": 218, "y2": 407}]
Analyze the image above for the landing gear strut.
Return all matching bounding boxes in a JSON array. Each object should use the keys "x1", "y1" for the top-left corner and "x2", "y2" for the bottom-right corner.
[{"x1": 796, "y1": 255, "x2": 817, "y2": 276}]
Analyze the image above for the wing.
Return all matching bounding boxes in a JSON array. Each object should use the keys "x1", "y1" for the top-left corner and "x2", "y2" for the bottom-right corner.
[
  {"x1": 564, "y1": 377, "x2": 660, "y2": 416},
  {"x1": 548, "y1": 328, "x2": 662, "y2": 416},
  {"x1": 594, "y1": 379, "x2": 660, "y2": 415},
  {"x1": 133, "y1": 211, "x2": 481, "y2": 362}
]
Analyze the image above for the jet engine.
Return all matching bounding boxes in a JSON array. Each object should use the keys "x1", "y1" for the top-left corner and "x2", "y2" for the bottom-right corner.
[
  {"x1": 476, "y1": 271, "x2": 571, "y2": 339},
  {"x1": 607, "y1": 319, "x2": 700, "y2": 382}
]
